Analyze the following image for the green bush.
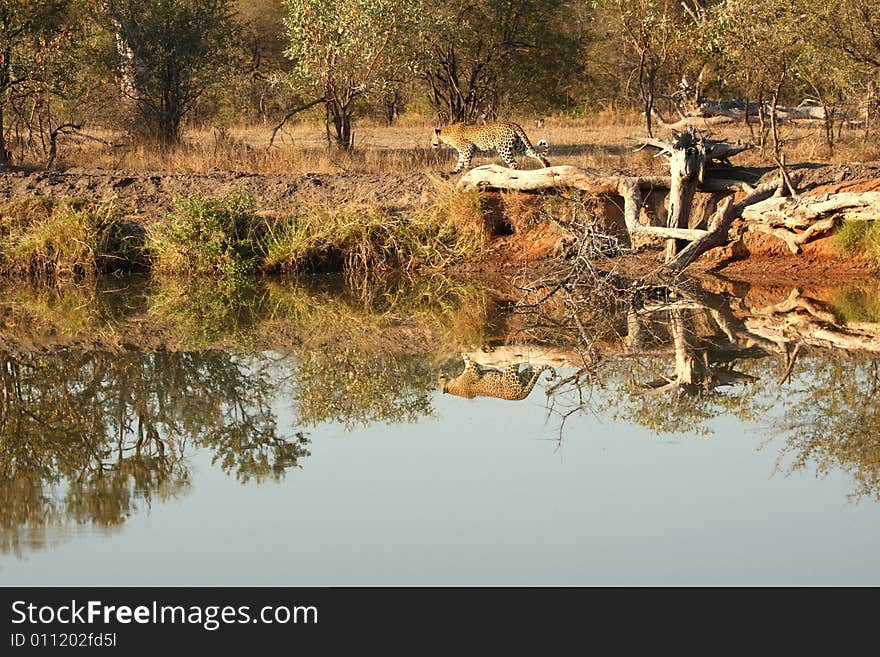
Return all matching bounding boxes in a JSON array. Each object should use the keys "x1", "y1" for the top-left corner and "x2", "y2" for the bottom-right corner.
[
  {"x1": 833, "y1": 221, "x2": 880, "y2": 267},
  {"x1": 146, "y1": 187, "x2": 266, "y2": 278}
]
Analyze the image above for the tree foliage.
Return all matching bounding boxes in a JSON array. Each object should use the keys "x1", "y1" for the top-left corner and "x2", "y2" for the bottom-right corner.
[
  {"x1": 422, "y1": 0, "x2": 584, "y2": 123},
  {"x1": 0, "y1": 0, "x2": 84, "y2": 165},
  {"x1": 100, "y1": 0, "x2": 242, "y2": 145},
  {"x1": 280, "y1": 0, "x2": 424, "y2": 149},
  {"x1": 5, "y1": 0, "x2": 880, "y2": 156}
]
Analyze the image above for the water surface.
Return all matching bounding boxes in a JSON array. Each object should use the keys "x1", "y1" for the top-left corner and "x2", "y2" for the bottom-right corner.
[{"x1": 1, "y1": 274, "x2": 879, "y2": 585}]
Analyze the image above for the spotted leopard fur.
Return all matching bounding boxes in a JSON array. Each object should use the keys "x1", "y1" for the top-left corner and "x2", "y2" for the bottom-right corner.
[
  {"x1": 431, "y1": 121, "x2": 550, "y2": 174},
  {"x1": 438, "y1": 354, "x2": 556, "y2": 401}
]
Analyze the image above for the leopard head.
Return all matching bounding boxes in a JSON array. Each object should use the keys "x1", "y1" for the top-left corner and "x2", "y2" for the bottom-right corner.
[{"x1": 431, "y1": 128, "x2": 442, "y2": 149}]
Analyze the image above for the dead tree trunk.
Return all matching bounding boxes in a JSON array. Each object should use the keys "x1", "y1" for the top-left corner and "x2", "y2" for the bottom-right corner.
[
  {"x1": 665, "y1": 129, "x2": 706, "y2": 260},
  {"x1": 636, "y1": 127, "x2": 755, "y2": 265}
]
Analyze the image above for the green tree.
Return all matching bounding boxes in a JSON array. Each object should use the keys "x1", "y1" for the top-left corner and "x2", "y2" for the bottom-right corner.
[
  {"x1": 280, "y1": 0, "x2": 423, "y2": 150},
  {"x1": 101, "y1": 0, "x2": 242, "y2": 146},
  {"x1": 594, "y1": 0, "x2": 683, "y2": 137},
  {"x1": 708, "y1": 0, "x2": 808, "y2": 154},
  {"x1": 812, "y1": 0, "x2": 880, "y2": 137},
  {"x1": 231, "y1": 0, "x2": 292, "y2": 123},
  {"x1": 422, "y1": 0, "x2": 584, "y2": 124}
]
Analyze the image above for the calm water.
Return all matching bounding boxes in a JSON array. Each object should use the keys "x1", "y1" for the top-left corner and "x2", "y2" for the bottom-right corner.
[{"x1": 1, "y1": 275, "x2": 879, "y2": 586}]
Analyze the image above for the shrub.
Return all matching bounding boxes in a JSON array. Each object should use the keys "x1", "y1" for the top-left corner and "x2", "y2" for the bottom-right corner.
[
  {"x1": 833, "y1": 221, "x2": 880, "y2": 267},
  {"x1": 146, "y1": 187, "x2": 266, "y2": 278}
]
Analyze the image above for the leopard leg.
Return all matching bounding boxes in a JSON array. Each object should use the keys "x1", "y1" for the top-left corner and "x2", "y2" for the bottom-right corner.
[
  {"x1": 523, "y1": 144, "x2": 550, "y2": 169},
  {"x1": 452, "y1": 150, "x2": 465, "y2": 174},
  {"x1": 460, "y1": 144, "x2": 475, "y2": 172},
  {"x1": 499, "y1": 143, "x2": 518, "y2": 169},
  {"x1": 504, "y1": 364, "x2": 521, "y2": 380},
  {"x1": 533, "y1": 152, "x2": 551, "y2": 168}
]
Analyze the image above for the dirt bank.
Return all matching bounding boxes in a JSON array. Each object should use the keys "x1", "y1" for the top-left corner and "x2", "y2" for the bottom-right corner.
[{"x1": 0, "y1": 168, "x2": 437, "y2": 223}]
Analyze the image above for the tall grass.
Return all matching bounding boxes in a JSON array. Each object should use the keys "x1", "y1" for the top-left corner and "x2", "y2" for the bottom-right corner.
[
  {"x1": 833, "y1": 221, "x2": 880, "y2": 267},
  {"x1": 143, "y1": 180, "x2": 489, "y2": 280},
  {"x1": 261, "y1": 176, "x2": 489, "y2": 276},
  {"x1": 0, "y1": 197, "x2": 141, "y2": 280}
]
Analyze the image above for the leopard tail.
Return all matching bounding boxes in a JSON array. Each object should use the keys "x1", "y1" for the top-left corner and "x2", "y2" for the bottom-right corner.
[
  {"x1": 520, "y1": 364, "x2": 556, "y2": 399},
  {"x1": 513, "y1": 124, "x2": 551, "y2": 168}
]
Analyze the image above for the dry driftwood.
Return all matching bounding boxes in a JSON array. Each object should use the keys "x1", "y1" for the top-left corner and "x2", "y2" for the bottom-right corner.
[
  {"x1": 653, "y1": 100, "x2": 844, "y2": 133},
  {"x1": 634, "y1": 128, "x2": 761, "y2": 265},
  {"x1": 455, "y1": 164, "x2": 669, "y2": 195},
  {"x1": 661, "y1": 179, "x2": 780, "y2": 273},
  {"x1": 455, "y1": 164, "x2": 747, "y2": 195},
  {"x1": 453, "y1": 129, "x2": 879, "y2": 272},
  {"x1": 743, "y1": 192, "x2": 880, "y2": 224},
  {"x1": 740, "y1": 190, "x2": 880, "y2": 254}
]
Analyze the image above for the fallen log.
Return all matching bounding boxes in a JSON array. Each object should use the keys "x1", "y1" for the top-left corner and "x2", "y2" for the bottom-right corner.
[
  {"x1": 652, "y1": 100, "x2": 849, "y2": 133},
  {"x1": 740, "y1": 190, "x2": 880, "y2": 253},
  {"x1": 462, "y1": 345, "x2": 582, "y2": 369},
  {"x1": 455, "y1": 164, "x2": 749, "y2": 195},
  {"x1": 742, "y1": 191, "x2": 880, "y2": 224},
  {"x1": 455, "y1": 164, "x2": 669, "y2": 195}
]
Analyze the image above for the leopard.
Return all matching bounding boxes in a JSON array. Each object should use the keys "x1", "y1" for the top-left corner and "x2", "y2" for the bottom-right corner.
[
  {"x1": 438, "y1": 354, "x2": 556, "y2": 401},
  {"x1": 431, "y1": 121, "x2": 550, "y2": 174}
]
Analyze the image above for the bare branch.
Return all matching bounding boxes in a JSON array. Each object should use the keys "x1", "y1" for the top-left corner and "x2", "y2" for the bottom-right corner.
[{"x1": 267, "y1": 98, "x2": 329, "y2": 149}]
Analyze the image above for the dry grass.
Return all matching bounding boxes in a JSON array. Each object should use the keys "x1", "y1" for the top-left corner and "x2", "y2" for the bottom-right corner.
[
  {"x1": 0, "y1": 197, "x2": 141, "y2": 280},
  {"x1": 262, "y1": 176, "x2": 488, "y2": 276},
  {"x1": 43, "y1": 110, "x2": 880, "y2": 175}
]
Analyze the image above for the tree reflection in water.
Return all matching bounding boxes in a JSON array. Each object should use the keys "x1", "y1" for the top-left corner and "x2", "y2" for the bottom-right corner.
[
  {"x1": 0, "y1": 273, "x2": 498, "y2": 557},
  {"x1": 526, "y1": 279, "x2": 880, "y2": 501},
  {"x1": 3, "y1": 273, "x2": 880, "y2": 558},
  {"x1": 0, "y1": 349, "x2": 309, "y2": 556},
  {"x1": 294, "y1": 349, "x2": 434, "y2": 428}
]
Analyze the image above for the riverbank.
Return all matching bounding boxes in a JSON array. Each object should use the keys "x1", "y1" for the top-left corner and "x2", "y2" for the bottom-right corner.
[{"x1": 2, "y1": 165, "x2": 879, "y2": 283}]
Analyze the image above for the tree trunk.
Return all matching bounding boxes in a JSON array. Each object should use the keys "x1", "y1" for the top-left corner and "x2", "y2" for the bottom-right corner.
[
  {"x1": 0, "y1": 48, "x2": 9, "y2": 166},
  {"x1": 0, "y1": 100, "x2": 8, "y2": 166},
  {"x1": 326, "y1": 100, "x2": 354, "y2": 151},
  {"x1": 664, "y1": 132, "x2": 705, "y2": 261}
]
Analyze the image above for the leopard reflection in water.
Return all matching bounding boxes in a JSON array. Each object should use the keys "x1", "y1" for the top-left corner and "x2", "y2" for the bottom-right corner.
[{"x1": 438, "y1": 354, "x2": 556, "y2": 401}]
